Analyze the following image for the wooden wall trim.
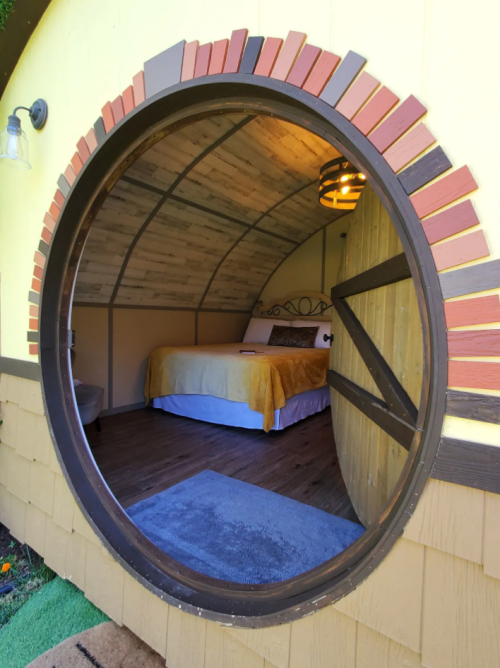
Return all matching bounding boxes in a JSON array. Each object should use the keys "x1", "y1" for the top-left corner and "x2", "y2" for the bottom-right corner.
[
  {"x1": 431, "y1": 436, "x2": 500, "y2": 494},
  {"x1": 440, "y1": 259, "x2": 500, "y2": 300},
  {"x1": 332, "y1": 298, "x2": 418, "y2": 424},
  {"x1": 446, "y1": 389, "x2": 500, "y2": 424},
  {"x1": 0, "y1": 356, "x2": 41, "y2": 381},
  {"x1": 330, "y1": 252, "x2": 411, "y2": 299},
  {"x1": 328, "y1": 369, "x2": 416, "y2": 449}
]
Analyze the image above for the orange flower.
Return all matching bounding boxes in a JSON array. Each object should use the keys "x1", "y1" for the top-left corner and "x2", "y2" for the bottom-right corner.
[{"x1": 1, "y1": 563, "x2": 11, "y2": 573}]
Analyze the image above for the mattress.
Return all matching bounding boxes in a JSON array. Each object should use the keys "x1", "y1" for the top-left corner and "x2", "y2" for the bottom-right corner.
[
  {"x1": 145, "y1": 342, "x2": 329, "y2": 432},
  {"x1": 152, "y1": 385, "x2": 331, "y2": 431}
]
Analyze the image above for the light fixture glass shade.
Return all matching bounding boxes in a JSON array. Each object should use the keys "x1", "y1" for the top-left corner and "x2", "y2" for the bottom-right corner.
[{"x1": 0, "y1": 118, "x2": 31, "y2": 170}]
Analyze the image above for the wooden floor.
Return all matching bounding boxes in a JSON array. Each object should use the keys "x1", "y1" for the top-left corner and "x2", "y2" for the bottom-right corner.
[{"x1": 88, "y1": 408, "x2": 359, "y2": 523}]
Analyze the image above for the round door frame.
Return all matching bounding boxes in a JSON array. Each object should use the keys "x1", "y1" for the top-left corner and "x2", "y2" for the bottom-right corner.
[{"x1": 39, "y1": 73, "x2": 447, "y2": 626}]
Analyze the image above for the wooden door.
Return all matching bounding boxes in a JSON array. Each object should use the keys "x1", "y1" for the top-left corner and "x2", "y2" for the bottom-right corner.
[{"x1": 329, "y1": 185, "x2": 423, "y2": 527}]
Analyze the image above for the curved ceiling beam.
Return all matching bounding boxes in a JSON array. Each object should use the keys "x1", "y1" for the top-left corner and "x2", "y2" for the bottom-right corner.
[
  {"x1": 109, "y1": 115, "x2": 255, "y2": 305},
  {"x1": 197, "y1": 178, "x2": 337, "y2": 309}
]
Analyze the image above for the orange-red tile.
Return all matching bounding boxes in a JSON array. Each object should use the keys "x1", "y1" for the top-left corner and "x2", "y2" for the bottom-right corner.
[
  {"x1": 445, "y1": 296, "x2": 500, "y2": 329},
  {"x1": 111, "y1": 96, "x2": 125, "y2": 124},
  {"x1": 29, "y1": 318, "x2": 39, "y2": 331},
  {"x1": 410, "y1": 166, "x2": 478, "y2": 219},
  {"x1": 208, "y1": 39, "x2": 229, "y2": 75},
  {"x1": 76, "y1": 136, "x2": 91, "y2": 163},
  {"x1": 181, "y1": 40, "x2": 199, "y2": 81},
  {"x1": 53, "y1": 189, "x2": 65, "y2": 209},
  {"x1": 302, "y1": 50, "x2": 340, "y2": 96},
  {"x1": 29, "y1": 344, "x2": 39, "y2": 356},
  {"x1": 254, "y1": 37, "x2": 283, "y2": 77},
  {"x1": 122, "y1": 85, "x2": 135, "y2": 114},
  {"x1": 31, "y1": 278, "x2": 41, "y2": 293},
  {"x1": 41, "y1": 227, "x2": 52, "y2": 245},
  {"x1": 335, "y1": 72, "x2": 380, "y2": 120},
  {"x1": 49, "y1": 202, "x2": 61, "y2": 220},
  {"x1": 449, "y1": 360, "x2": 500, "y2": 390},
  {"x1": 29, "y1": 304, "x2": 39, "y2": 318},
  {"x1": 133, "y1": 72, "x2": 146, "y2": 106},
  {"x1": 101, "y1": 101, "x2": 115, "y2": 133},
  {"x1": 270, "y1": 31, "x2": 306, "y2": 81},
  {"x1": 33, "y1": 265, "x2": 43, "y2": 280},
  {"x1": 352, "y1": 86, "x2": 399, "y2": 135},
  {"x1": 71, "y1": 152, "x2": 84, "y2": 175}
]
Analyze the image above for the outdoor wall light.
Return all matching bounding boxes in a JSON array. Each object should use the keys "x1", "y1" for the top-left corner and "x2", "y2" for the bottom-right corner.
[{"x1": 0, "y1": 99, "x2": 48, "y2": 170}]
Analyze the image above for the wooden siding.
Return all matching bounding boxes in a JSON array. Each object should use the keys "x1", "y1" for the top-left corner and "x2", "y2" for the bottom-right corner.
[
  {"x1": 3, "y1": 371, "x2": 500, "y2": 667},
  {"x1": 330, "y1": 184, "x2": 423, "y2": 526}
]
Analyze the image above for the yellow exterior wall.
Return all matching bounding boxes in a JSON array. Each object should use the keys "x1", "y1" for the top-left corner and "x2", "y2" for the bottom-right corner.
[{"x1": 1, "y1": 1, "x2": 500, "y2": 667}]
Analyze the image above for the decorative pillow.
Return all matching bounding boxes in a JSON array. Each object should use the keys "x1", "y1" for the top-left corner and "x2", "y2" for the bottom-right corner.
[
  {"x1": 268, "y1": 325, "x2": 319, "y2": 348},
  {"x1": 292, "y1": 320, "x2": 332, "y2": 348},
  {"x1": 243, "y1": 317, "x2": 289, "y2": 344}
]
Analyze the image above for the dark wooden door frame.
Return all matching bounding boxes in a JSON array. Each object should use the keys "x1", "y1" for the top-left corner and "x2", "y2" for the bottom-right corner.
[{"x1": 38, "y1": 74, "x2": 447, "y2": 626}]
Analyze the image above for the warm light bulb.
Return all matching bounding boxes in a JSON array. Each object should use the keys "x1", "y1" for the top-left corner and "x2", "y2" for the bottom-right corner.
[
  {"x1": 341, "y1": 186, "x2": 350, "y2": 195},
  {"x1": 340, "y1": 175, "x2": 349, "y2": 182},
  {"x1": 359, "y1": 174, "x2": 366, "y2": 180}
]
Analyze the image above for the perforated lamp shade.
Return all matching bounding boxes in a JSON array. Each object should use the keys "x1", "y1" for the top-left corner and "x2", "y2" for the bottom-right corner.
[
  {"x1": 319, "y1": 157, "x2": 366, "y2": 210},
  {"x1": 0, "y1": 116, "x2": 31, "y2": 170}
]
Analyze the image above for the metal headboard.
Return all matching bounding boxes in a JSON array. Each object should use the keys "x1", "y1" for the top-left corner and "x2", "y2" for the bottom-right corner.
[{"x1": 255, "y1": 291, "x2": 333, "y2": 322}]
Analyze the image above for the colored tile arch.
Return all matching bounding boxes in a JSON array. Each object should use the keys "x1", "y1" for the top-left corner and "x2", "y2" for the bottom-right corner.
[{"x1": 27, "y1": 29, "x2": 498, "y2": 436}]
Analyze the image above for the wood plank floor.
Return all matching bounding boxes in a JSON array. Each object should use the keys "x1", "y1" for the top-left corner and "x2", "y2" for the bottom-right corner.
[{"x1": 88, "y1": 407, "x2": 359, "y2": 523}]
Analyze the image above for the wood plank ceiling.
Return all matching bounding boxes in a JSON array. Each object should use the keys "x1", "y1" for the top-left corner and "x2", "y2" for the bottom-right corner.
[{"x1": 74, "y1": 113, "x2": 345, "y2": 311}]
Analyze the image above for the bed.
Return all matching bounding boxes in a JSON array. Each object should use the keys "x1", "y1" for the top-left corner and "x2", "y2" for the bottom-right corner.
[{"x1": 145, "y1": 292, "x2": 334, "y2": 432}]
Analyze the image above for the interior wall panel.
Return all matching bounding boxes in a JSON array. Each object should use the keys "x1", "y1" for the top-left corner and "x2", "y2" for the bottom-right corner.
[
  {"x1": 260, "y1": 217, "x2": 351, "y2": 305},
  {"x1": 197, "y1": 312, "x2": 251, "y2": 345},
  {"x1": 71, "y1": 307, "x2": 109, "y2": 410},
  {"x1": 112, "y1": 309, "x2": 196, "y2": 407}
]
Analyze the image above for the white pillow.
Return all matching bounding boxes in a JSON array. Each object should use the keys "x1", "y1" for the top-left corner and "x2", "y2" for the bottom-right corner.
[
  {"x1": 292, "y1": 320, "x2": 332, "y2": 348},
  {"x1": 243, "y1": 318, "x2": 289, "y2": 344}
]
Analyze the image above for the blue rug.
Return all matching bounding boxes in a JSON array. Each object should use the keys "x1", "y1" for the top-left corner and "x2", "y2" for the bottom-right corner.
[{"x1": 127, "y1": 470, "x2": 365, "y2": 584}]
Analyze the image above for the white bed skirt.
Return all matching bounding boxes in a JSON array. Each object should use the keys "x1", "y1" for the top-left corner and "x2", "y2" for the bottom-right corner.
[{"x1": 152, "y1": 386, "x2": 331, "y2": 431}]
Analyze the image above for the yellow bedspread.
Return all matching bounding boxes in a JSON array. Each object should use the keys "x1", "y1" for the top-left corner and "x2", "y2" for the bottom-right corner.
[{"x1": 144, "y1": 343, "x2": 329, "y2": 432}]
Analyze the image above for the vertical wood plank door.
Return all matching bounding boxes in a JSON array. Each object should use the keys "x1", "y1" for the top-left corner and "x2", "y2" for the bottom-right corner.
[{"x1": 330, "y1": 185, "x2": 423, "y2": 526}]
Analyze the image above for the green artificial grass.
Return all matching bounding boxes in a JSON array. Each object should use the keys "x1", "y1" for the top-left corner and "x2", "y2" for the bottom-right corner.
[
  {"x1": 0, "y1": 577, "x2": 109, "y2": 668},
  {"x1": 0, "y1": 0, "x2": 15, "y2": 31}
]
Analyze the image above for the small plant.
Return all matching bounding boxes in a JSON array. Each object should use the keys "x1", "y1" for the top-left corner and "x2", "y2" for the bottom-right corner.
[
  {"x1": 0, "y1": 525, "x2": 56, "y2": 628},
  {"x1": 0, "y1": 553, "x2": 17, "y2": 576},
  {"x1": 0, "y1": 1, "x2": 15, "y2": 32}
]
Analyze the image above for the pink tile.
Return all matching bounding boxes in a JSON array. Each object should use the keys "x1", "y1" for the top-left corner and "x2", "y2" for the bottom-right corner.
[
  {"x1": 181, "y1": 40, "x2": 199, "y2": 81},
  {"x1": 270, "y1": 31, "x2": 306, "y2": 81}
]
